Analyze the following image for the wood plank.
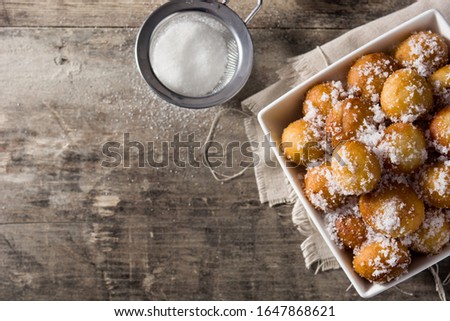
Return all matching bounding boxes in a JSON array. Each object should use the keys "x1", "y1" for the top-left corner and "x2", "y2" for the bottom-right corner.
[
  {"x1": 0, "y1": 223, "x2": 105, "y2": 300},
  {"x1": 0, "y1": 0, "x2": 416, "y2": 29},
  {"x1": 0, "y1": 1, "x2": 8, "y2": 25},
  {"x1": 1, "y1": 26, "x2": 448, "y2": 300}
]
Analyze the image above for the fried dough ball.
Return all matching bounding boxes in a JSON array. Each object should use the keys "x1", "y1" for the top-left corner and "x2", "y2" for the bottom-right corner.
[
  {"x1": 380, "y1": 68, "x2": 434, "y2": 122},
  {"x1": 394, "y1": 31, "x2": 449, "y2": 78},
  {"x1": 430, "y1": 106, "x2": 450, "y2": 154},
  {"x1": 353, "y1": 237, "x2": 411, "y2": 283},
  {"x1": 304, "y1": 164, "x2": 345, "y2": 211},
  {"x1": 347, "y1": 52, "x2": 399, "y2": 103},
  {"x1": 281, "y1": 119, "x2": 324, "y2": 166},
  {"x1": 302, "y1": 81, "x2": 345, "y2": 118},
  {"x1": 331, "y1": 141, "x2": 381, "y2": 195},
  {"x1": 325, "y1": 98, "x2": 373, "y2": 148},
  {"x1": 335, "y1": 216, "x2": 367, "y2": 250},
  {"x1": 359, "y1": 182, "x2": 425, "y2": 238},
  {"x1": 430, "y1": 65, "x2": 450, "y2": 106},
  {"x1": 408, "y1": 208, "x2": 450, "y2": 255},
  {"x1": 377, "y1": 123, "x2": 427, "y2": 173},
  {"x1": 420, "y1": 162, "x2": 450, "y2": 208}
]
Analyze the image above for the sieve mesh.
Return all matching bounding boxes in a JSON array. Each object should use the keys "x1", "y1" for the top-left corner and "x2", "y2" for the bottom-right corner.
[{"x1": 149, "y1": 11, "x2": 239, "y2": 98}]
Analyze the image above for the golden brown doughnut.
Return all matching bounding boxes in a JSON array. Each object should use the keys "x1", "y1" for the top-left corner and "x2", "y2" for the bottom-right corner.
[
  {"x1": 377, "y1": 122, "x2": 427, "y2": 173},
  {"x1": 408, "y1": 208, "x2": 450, "y2": 255},
  {"x1": 359, "y1": 182, "x2": 425, "y2": 238},
  {"x1": 331, "y1": 141, "x2": 381, "y2": 195},
  {"x1": 430, "y1": 65, "x2": 450, "y2": 107},
  {"x1": 347, "y1": 52, "x2": 398, "y2": 103},
  {"x1": 394, "y1": 31, "x2": 449, "y2": 77},
  {"x1": 281, "y1": 119, "x2": 324, "y2": 166},
  {"x1": 420, "y1": 162, "x2": 450, "y2": 208},
  {"x1": 302, "y1": 81, "x2": 345, "y2": 118},
  {"x1": 335, "y1": 215, "x2": 367, "y2": 250},
  {"x1": 353, "y1": 237, "x2": 411, "y2": 283},
  {"x1": 325, "y1": 97, "x2": 373, "y2": 148},
  {"x1": 380, "y1": 68, "x2": 434, "y2": 122},
  {"x1": 430, "y1": 106, "x2": 450, "y2": 155},
  {"x1": 304, "y1": 164, "x2": 345, "y2": 211}
]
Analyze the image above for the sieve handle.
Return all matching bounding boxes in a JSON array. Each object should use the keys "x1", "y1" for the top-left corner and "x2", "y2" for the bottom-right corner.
[{"x1": 221, "y1": 0, "x2": 263, "y2": 25}]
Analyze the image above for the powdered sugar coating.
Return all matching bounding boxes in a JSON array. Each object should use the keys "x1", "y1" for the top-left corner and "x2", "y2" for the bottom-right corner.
[
  {"x1": 377, "y1": 123, "x2": 427, "y2": 173},
  {"x1": 395, "y1": 31, "x2": 449, "y2": 78},
  {"x1": 331, "y1": 141, "x2": 381, "y2": 195},
  {"x1": 304, "y1": 164, "x2": 345, "y2": 211},
  {"x1": 353, "y1": 237, "x2": 411, "y2": 283},
  {"x1": 281, "y1": 119, "x2": 325, "y2": 165},
  {"x1": 430, "y1": 106, "x2": 450, "y2": 155},
  {"x1": 430, "y1": 65, "x2": 450, "y2": 107},
  {"x1": 325, "y1": 197, "x2": 361, "y2": 249},
  {"x1": 404, "y1": 208, "x2": 450, "y2": 254},
  {"x1": 302, "y1": 81, "x2": 346, "y2": 118},
  {"x1": 380, "y1": 68, "x2": 434, "y2": 123},
  {"x1": 325, "y1": 97, "x2": 374, "y2": 148},
  {"x1": 420, "y1": 162, "x2": 450, "y2": 208},
  {"x1": 360, "y1": 182, "x2": 425, "y2": 238},
  {"x1": 372, "y1": 197, "x2": 404, "y2": 234},
  {"x1": 348, "y1": 52, "x2": 398, "y2": 103}
]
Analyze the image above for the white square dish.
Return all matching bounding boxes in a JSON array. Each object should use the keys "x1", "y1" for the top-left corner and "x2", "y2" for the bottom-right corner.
[{"x1": 258, "y1": 9, "x2": 450, "y2": 298}]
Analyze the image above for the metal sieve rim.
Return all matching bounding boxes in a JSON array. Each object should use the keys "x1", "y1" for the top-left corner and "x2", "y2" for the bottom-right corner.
[{"x1": 136, "y1": 0, "x2": 256, "y2": 109}]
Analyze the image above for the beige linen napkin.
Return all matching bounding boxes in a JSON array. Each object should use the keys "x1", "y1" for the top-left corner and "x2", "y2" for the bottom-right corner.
[{"x1": 242, "y1": 0, "x2": 450, "y2": 274}]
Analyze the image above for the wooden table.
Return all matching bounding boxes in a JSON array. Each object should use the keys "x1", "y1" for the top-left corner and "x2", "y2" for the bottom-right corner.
[{"x1": 0, "y1": 0, "x2": 448, "y2": 300}]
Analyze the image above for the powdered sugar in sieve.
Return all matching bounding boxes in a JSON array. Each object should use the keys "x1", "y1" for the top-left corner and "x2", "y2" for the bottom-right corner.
[{"x1": 149, "y1": 11, "x2": 239, "y2": 98}]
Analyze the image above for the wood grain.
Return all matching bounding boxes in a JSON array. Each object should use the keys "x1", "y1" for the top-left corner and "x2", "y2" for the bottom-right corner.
[
  {"x1": 0, "y1": 0, "x2": 449, "y2": 301},
  {"x1": 0, "y1": 0, "x2": 416, "y2": 29}
]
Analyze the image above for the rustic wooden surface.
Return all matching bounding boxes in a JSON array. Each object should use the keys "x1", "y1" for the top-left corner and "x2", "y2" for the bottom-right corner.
[{"x1": 0, "y1": 0, "x2": 449, "y2": 300}]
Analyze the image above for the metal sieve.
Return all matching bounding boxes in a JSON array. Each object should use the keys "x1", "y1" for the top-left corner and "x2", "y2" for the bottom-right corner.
[{"x1": 136, "y1": 0, "x2": 263, "y2": 109}]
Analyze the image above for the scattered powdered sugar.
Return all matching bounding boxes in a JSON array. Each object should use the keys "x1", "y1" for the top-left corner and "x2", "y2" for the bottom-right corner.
[
  {"x1": 364, "y1": 236, "x2": 410, "y2": 282},
  {"x1": 308, "y1": 190, "x2": 330, "y2": 211},
  {"x1": 403, "y1": 209, "x2": 450, "y2": 254},
  {"x1": 346, "y1": 85, "x2": 360, "y2": 99},
  {"x1": 377, "y1": 175, "x2": 411, "y2": 193},
  {"x1": 304, "y1": 100, "x2": 316, "y2": 114},
  {"x1": 396, "y1": 79, "x2": 429, "y2": 122},
  {"x1": 325, "y1": 197, "x2": 360, "y2": 249},
  {"x1": 323, "y1": 166, "x2": 341, "y2": 196},
  {"x1": 378, "y1": 131, "x2": 400, "y2": 164},
  {"x1": 339, "y1": 145, "x2": 355, "y2": 174},
  {"x1": 356, "y1": 120, "x2": 385, "y2": 150},
  {"x1": 436, "y1": 85, "x2": 450, "y2": 106},
  {"x1": 370, "y1": 104, "x2": 386, "y2": 123},
  {"x1": 372, "y1": 197, "x2": 404, "y2": 234},
  {"x1": 325, "y1": 212, "x2": 344, "y2": 248},
  {"x1": 321, "y1": 92, "x2": 330, "y2": 102},
  {"x1": 329, "y1": 81, "x2": 347, "y2": 105},
  {"x1": 303, "y1": 105, "x2": 326, "y2": 129},
  {"x1": 432, "y1": 140, "x2": 450, "y2": 155},
  {"x1": 305, "y1": 165, "x2": 342, "y2": 211},
  {"x1": 432, "y1": 166, "x2": 450, "y2": 196},
  {"x1": 302, "y1": 104, "x2": 330, "y2": 151},
  {"x1": 421, "y1": 210, "x2": 446, "y2": 240}
]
